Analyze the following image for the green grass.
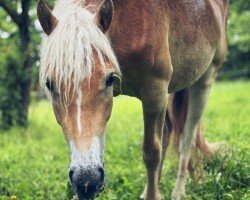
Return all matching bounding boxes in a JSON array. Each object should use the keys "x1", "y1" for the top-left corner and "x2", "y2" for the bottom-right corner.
[{"x1": 0, "y1": 81, "x2": 249, "y2": 200}]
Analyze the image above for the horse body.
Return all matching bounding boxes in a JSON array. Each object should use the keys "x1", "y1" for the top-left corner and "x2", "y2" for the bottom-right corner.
[
  {"x1": 109, "y1": 1, "x2": 228, "y2": 199},
  {"x1": 37, "y1": 0, "x2": 229, "y2": 199},
  {"x1": 110, "y1": 0, "x2": 228, "y2": 95}
]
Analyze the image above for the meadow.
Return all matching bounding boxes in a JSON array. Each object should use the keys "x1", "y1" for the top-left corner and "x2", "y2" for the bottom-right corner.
[{"x1": 0, "y1": 81, "x2": 249, "y2": 200}]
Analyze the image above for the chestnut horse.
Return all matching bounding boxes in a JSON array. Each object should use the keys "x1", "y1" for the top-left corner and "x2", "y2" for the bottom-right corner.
[{"x1": 37, "y1": 0, "x2": 229, "y2": 199}]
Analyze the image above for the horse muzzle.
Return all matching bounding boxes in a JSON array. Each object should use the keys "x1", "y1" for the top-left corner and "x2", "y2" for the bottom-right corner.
[{"x1": 69, "y1": 166, "x2": 105, "y2": 200}]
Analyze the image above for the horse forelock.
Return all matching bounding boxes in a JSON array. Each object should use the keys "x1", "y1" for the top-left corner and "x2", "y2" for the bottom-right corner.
[{"x1": 40, "y1": 0, "x2": 120, "y2": 105}]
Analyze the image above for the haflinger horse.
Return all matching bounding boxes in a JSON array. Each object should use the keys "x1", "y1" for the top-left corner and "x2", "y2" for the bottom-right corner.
[{"x1": 37, "y1": 0, "x2": 229, "y2": 199}]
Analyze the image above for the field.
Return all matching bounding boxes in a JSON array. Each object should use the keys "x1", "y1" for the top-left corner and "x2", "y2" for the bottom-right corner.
[{"x1": 0, "y1": 81, "x2": 249, "y2": 200}]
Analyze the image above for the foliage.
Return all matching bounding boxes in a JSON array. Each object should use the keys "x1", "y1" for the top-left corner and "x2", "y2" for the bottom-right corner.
[
  {"x1": 221, "y1": 0, "x2": 250, "y2": 79},
  {"x1": 229, "y1": 0, "x2": 250, "y2": 51},
  {"x1": 0, "y1": 36, "x2": 24, "y2": 129},
  {"x1": 0, "y1": 81, "x2": 249, "y2": 199}
]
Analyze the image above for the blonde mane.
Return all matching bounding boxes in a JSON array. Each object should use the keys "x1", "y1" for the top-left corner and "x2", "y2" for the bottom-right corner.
[{"x1": 40, "y1": 0, "x2": 120, "y2": 104}]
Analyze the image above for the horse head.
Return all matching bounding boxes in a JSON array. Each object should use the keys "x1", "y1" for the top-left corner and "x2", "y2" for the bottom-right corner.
[{"x1": 37, "y1": 0, "x2": 120, "y2": 199}]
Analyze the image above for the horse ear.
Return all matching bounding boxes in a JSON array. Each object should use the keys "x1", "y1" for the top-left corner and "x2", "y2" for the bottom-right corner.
[
  {"x1": 113, "y1": 74, "x2": 122, "y2": 97},
  {"x1": 37, "y1": 0, "x2": 58, "y2": 35},
  {"x1": 96, "y1": 0, "x2": 114, "y2": 33}
]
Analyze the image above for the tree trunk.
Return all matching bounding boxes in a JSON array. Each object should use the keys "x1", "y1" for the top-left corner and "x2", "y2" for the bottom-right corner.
[{"x1": 17, "y1": 0, "x2": 32, "y2": 127}]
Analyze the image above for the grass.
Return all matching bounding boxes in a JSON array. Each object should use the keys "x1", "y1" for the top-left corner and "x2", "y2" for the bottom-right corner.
[{"x1": 0, "y1": 81, "x2": 250, "y2": 200}]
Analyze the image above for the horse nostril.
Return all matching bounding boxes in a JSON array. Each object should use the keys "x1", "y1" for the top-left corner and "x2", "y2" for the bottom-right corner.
[
  {"x1": 69, "y1": 169, "x2": 74, "y2": 183},
  {"x1": 98, "y1": 167, "x2": 105, "y2": 182}
]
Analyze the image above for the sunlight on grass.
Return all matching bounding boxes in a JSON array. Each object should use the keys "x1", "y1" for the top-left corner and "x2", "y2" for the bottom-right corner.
[{"x1": 0, "y1": 81, "x2": 249, "y2": 199}]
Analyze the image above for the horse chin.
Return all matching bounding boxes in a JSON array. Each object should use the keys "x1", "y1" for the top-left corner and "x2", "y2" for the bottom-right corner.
[{"x1": 75, "y1": 188, "x2": 104, "y2": 200}]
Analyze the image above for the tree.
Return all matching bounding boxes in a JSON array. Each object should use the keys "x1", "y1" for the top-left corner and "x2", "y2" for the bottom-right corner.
[
  {"x1": 0, "y1": 0, "x2": 32, "y2": 127},
  {"x1": 0, "y1": 0, "x2": 57, "y2": 129}
]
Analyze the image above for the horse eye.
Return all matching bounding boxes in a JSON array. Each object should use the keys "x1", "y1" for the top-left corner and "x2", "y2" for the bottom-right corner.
[
  {"x1": 106, "y1": 73, "x2": 115, "y2": 87},
  {"x1": 46, "y1": 79, "x2": 54, "y2": 92}
]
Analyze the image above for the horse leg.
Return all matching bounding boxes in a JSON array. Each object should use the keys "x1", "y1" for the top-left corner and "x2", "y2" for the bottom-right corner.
[
  {"x1": 140, "y1": 121, "x2": 170, "y2": 199},
  {"x1": 171, "y1": 65, "x2": 216, "y2": 200},
  {"x1": 140, "y1": 77, "x2": 169, "y2": 200},
  {"x1": 158, "y1": 120, "x2": 171, "y2": 180}
]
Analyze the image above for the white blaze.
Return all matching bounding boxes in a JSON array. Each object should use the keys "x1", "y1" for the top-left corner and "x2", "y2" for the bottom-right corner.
[{"x1": 76, "y1": 88, "x2": 83, "y2": 134}]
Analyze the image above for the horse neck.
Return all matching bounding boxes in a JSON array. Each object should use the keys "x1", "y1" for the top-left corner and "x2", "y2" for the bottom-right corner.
[
  {"x1": 109, "y1": 1, "x2": 167, "y2": 54},
  {"x1": 112, "y1": 0, "x2": 166, "y2": 14}
]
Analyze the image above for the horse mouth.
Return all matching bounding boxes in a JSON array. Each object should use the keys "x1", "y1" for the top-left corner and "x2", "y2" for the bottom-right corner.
[{"x1": 72, "y1": 183, "x2": 105, "y2": 200}]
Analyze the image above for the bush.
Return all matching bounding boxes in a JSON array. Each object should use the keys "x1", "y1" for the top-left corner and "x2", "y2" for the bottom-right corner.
[{"x1": 0, "y1": 47, "x2": 24, "y2": 129}]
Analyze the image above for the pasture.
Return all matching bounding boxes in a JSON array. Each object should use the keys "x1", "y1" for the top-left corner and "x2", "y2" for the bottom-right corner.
[{"x1": 0, "y1": 81, "x2": 249, "y2": 200}]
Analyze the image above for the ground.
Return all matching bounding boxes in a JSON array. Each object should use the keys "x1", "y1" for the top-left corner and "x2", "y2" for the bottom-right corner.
[{"x1": 0, "y1": 81, "x2": 249, "y2": 200}]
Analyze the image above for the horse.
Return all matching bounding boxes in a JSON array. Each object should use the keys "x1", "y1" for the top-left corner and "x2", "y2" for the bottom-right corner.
[{"x1": 37, "y1": 0, "x2": 229, "y2": 199}]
